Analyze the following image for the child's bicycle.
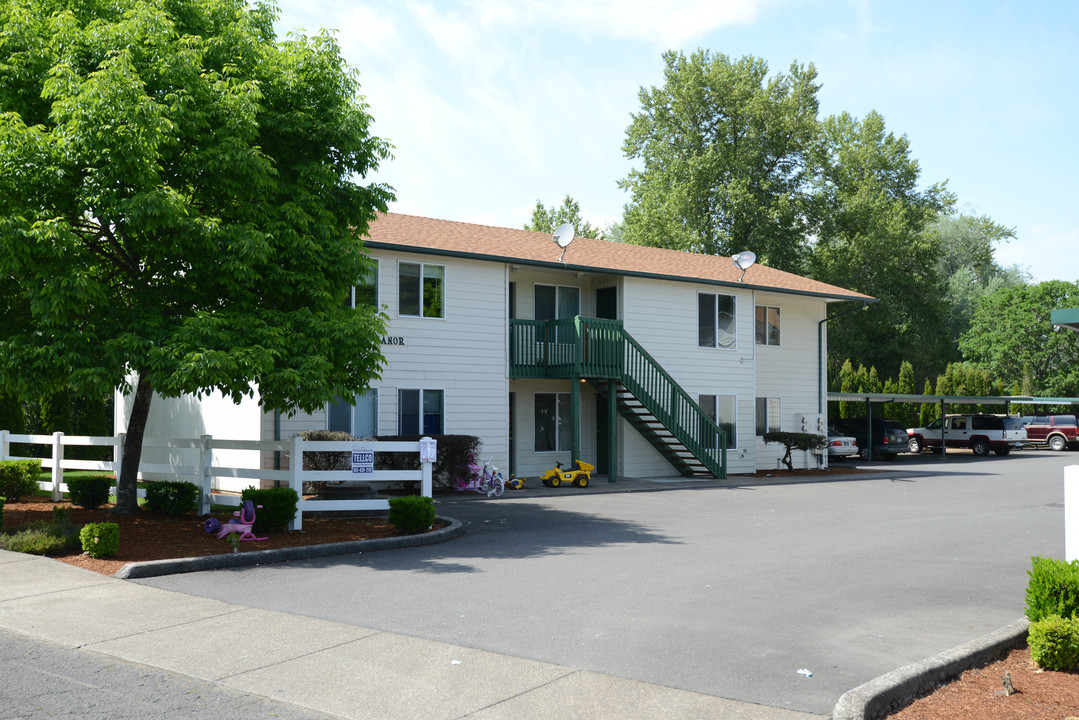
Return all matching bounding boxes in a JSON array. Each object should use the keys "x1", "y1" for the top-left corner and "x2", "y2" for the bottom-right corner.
[
  {"x1": 540, "y1": 459, "x2": 594, "y2": 488},
  {"x1": 454, "y1": 456, "x2": 505, "y2": 497}
]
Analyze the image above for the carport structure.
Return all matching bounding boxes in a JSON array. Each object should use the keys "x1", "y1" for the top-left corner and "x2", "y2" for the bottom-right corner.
[{"x1": 827, "y1": 392, "x2": 1079, "y2": 459}]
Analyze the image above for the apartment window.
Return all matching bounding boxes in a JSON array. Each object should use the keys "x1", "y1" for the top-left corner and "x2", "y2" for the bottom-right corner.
[
  {"x1": 755, "y1": 306, "x2": 780, "y2": 346},
  {"x1": 349, "y1": 261, "x2": 378, "y2": 308},
  {"x1": 399, "y1": 389, "x2": 444, "y2": 435},
  {"x1": 535, "y1": 284, "x2": 580, "y2": 344},
  {"x1": 699, "y1": 394, "x2": 737, "y2": 449},
  {"x1": 327, "y1": 390, "x2": 379, "y2": 437},
  {"x1": 399, "y1": 262, "x2": 444, "y2": 318},
  {"x1": 698, "y1": 292, "x2": 736, "y2": 349},
  {"x1": 755, "y1": 397, "x2": 781, "y2": 436},
  {"x1": 535, "y1": 392, "x2": 571, "y2": 452}
]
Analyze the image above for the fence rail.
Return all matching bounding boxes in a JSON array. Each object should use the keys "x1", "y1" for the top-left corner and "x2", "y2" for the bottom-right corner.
[{"x1": 0, "y1": 430, "x2": 434, "y2": 530}]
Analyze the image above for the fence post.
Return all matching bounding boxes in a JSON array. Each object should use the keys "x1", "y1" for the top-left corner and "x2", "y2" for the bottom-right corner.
[
  {"x1": 419, "y1": 436, "x2": 436, "y2": 498},
  {"x1": 51, "y1": 432, "x2": 64, "y2": 501},
  {"x1": 289, "y1": 433, "x2": 303, "y2": 531},
  {"x1": 198, "y1": 434, "x2": 212, "y2": 516},
  {"x1": 0, "y1": 429, "x2": 8, "y2": 462}
]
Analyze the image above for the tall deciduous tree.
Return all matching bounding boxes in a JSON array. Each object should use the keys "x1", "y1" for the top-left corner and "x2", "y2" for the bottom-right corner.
[
  {"x1": 0, "y1": 0, "x2": 393, "y2": 512},
  {"x1": 809, "y1": 110, "x2": 955, "y2": 377},
  {"x1": 929, "y1": 214, "x2": 1029, "y2": 360},
  {"x1": 959, "y1": 281, "x2": 1079, "y2": 397},
  {"x1": 620, "y1": 51, "x2": 820, "y2": 273},
  {"x1": 524, "y1": 195, "x2": 603, "y2": 239}
]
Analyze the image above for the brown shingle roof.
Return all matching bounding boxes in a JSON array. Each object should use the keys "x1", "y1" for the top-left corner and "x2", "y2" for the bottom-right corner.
[{"x1": 365, "y1": 213, "x2": 875, "y2": 303}]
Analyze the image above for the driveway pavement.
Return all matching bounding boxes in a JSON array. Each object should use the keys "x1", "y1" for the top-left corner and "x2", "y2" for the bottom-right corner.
[{"x1": 132, "y1": 450, "x2": 1071, "y2": 716}]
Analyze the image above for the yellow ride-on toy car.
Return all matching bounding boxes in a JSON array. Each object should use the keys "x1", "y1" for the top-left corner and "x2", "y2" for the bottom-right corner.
[{"x1": 540, "y1": 460, "x2": 595, "y2": 488}]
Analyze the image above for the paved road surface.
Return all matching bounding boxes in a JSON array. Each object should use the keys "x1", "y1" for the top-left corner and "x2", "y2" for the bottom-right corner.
[{"x1": 137, "y1": 451, "x2": 1071, "y2": 715}]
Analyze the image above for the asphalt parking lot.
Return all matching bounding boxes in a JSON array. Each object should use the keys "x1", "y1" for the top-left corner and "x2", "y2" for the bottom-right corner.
[{"x1": 136, "y1": 448, "x2": 1075, "y2": 716}]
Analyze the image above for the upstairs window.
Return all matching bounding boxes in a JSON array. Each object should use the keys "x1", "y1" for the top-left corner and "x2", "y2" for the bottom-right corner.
[
  {"x1": 755, "y1": 306, "x2": 780, "y2": 346},
  {"x1": 699, "y1": 293, "x2": 736, "y2": 349},
  {"x1": 346, "y1": 261, "x2": 379, "y2": 309},
  {"x1": 399, "y1": 262, "x2": 444, "y2": 318}
]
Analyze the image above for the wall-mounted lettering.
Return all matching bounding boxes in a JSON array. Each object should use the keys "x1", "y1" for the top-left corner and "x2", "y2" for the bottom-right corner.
[{"x1": 381, "y1": 336, "x2": 405, "y2": 346}]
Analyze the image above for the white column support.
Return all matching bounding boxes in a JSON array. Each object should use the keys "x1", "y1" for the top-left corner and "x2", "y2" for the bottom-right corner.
[
  {"x1": 51, "y1": 432, "x2": 64, "y2": 501},
  {"x1": 288, "y1": 434, "x2": 303, "y2": 531},
  {"x1": 420, "y1": 436, "x2": 436, "y2": 499},
  {"x1": 0, "y1": 429, "x2": 8, "y2": 462}
]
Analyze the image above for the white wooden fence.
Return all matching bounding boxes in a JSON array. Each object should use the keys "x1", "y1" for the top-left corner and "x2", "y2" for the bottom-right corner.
[{"x1": 0, "y1": 431, "x2": 435, "y2": 530}]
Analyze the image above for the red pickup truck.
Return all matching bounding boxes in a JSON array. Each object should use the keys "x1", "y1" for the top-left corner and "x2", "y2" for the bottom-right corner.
[{"x1": 1021, "y1": 414, "x2": 1079, "y2": 451}]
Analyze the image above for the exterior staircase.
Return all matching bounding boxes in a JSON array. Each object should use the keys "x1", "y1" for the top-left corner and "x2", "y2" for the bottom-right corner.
[{"x1": 510, "y1": 316, "x2": 726, "y2": 479}]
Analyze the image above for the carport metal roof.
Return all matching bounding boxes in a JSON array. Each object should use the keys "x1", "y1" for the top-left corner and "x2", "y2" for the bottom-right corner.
[
  {"x1": 826, "y1": 393, "x2": 1079, "y2": 460},
  {"x1": 827, "y1": 393, "x2": 1079, "y2": 408}
]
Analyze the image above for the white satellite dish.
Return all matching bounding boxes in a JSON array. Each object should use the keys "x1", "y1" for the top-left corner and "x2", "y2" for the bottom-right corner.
[
  {"x1": 732, "y1": 251, "x2": 756, "y2": 282},
  {"x1": 553, "y1": 223, "x2": 575, "y2": 263}
]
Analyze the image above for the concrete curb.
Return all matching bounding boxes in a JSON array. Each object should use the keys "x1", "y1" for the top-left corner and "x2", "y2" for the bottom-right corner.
[
  {"x1": 114, "y1": 515, "x2": 464, "y2": 580},
  {"x1": 832, "y1": 617, "x2": 1030, "y2": 720}
]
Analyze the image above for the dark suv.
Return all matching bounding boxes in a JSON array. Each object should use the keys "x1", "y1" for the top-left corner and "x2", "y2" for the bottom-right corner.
[
  {"x1": 832, "y1": 417, "x2": 910, "y2": 459},
  {"x1": 1021, "y1": 414, "x2": 1079, "y2": 451}
]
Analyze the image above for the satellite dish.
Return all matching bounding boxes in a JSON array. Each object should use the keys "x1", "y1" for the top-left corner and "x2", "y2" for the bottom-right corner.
[
  {"x1": 732, "y1": 251, "x2": 756, "y2": 282},
  {"x1": 552, "y1": 223, "x2": 575, "y2": 263}
]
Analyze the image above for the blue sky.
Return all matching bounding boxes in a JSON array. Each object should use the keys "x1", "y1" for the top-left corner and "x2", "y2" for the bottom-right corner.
[{"x1": 275, "y1": 0, "x2": 1077, "y2": 283}]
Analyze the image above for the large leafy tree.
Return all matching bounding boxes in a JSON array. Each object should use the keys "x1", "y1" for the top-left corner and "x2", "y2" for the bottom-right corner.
[
  {"x1": 524, "y1": 194, "x2": 603, "y2": 239},
  {"x1": 809, "y1": 110, "x2": 955, "y2": 377},
  {"x1": 929, "y1": 214, "x2": 1029, "y2": 359},
  {"x1": 959, "y1": 281, "x2": 1079, "y2": 397},
  {"x1": 620, "y1": 51, "x2": 820, "y2": 273},
  {"x1": 0, "y1": 0, "x2": 393, "y2": 512}
]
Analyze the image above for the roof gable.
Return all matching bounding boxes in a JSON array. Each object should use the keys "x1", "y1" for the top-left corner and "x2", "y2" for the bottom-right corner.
[{"x1": 365, "y1": 213, "x2": 875, "y2": 303}]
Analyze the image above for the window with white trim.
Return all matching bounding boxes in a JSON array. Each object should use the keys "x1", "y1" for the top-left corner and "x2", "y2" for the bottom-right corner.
[
  {"x1": 399, "y1": 262, "x2": 444, "y2": 318},
  {"x1": 535, "y1": 392, "x2": 571, "y2": 452},
  {"x1": 698, "y1": 292, "x2": 736, "y2": 349},
  {"x1": 755, "y1": 397, "x2": 781, "y2": 436},
  {"x1": 347, "y1": 261, "x2": 378, "y2": 309},
  {"x1": 755, "y1": 305, "x2": 780, "y2": 346},
  {"x1": 327, "y1": 390, "x2": 379, "y2": 437},
  {"x1": 699, "y1": 394, "x2": 737, "y2": 449},
  {"x1": 399, "y1": 389, "x2": 443, "y2": 435}
]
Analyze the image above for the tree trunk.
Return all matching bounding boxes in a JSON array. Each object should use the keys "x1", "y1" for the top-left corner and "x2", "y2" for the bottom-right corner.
[{"x1": 115, "y1": 372, "x2": 154, "y2": 514}]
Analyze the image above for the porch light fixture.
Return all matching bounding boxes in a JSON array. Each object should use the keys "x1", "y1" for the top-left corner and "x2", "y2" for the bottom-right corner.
[{"x1": 732, "y1": 251, "x2": 756, "y2": 283}]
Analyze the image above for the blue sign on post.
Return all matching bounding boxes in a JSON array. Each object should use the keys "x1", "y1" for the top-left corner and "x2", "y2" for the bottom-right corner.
[{"x1": 352, "y1": 448, "x2": 374, "y2": 474}]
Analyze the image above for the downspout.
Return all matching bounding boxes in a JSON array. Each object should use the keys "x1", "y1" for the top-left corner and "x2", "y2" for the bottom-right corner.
[{"x1": 818, "y1": 302, "x2": 868, "y2": 414}]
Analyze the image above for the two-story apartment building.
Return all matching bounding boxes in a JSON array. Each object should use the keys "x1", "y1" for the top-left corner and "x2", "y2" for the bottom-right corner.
[{"x1": 119, "y1": 213, "x2": 873, "y2": 482}]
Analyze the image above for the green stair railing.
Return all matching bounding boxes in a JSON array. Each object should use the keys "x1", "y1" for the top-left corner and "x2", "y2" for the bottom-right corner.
[{"x1": 509, "y1": 317, "x2": 726, "y2": 478}]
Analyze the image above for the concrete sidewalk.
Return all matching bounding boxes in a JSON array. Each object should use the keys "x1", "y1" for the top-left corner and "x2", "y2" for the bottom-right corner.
[{"x1": 0, "y1": 550, "x2": 823, "y2": 720}]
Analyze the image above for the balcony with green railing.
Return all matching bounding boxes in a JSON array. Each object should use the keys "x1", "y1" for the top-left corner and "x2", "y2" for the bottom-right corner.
[
  {"x1": 509, "y1": 317, "x2": 726, "y2": 478},
  {"x1": 509, "y1": 317, "x2": 624, "y2": 379}
]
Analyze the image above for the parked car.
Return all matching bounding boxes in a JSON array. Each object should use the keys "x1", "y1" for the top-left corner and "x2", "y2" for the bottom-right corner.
[
  {"x1": 826, "y1": 427, "x2": 859, "y2": 460},
  {"x1": 831, "y1": 417, "x2": 910, "y2": 459},
  {"x1": 906, "y1": 414, "x2": 1026, "y2": 456},
  {"x1": 1020, "y1": 414, "x2": 1079, "y2": 451}
]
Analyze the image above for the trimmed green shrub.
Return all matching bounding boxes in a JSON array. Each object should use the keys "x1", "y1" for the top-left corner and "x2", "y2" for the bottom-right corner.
[
  {"x1": 0, "y1": 497, "x2": 4, "y2": 527},
  {"x1": 0, "y1": 459, "x2": 41, "y2": 501},
  {"x1": 1026, "y1": 556, "x2": 1079, "y2": 622},
  {"x1": 66, "y1": 475, "x2": 113, "y2": 510},
  {"x1": 240, "y1": 487, "x2": 298, "y2": 532},
  {"x1": 1028, "y1": 614, "x2": 1079, "y2": 670},
  {"x1": 80, "y1": 522, "x2": 119, "y2": 558},
  {"x1": 388, "y1": 495, "x2": 436, "y2": 535},
  {"x1": 0, "y1": 511, "x2": 80, "y2": 556},
  {"x1": 144, "y1": 480, "x2": 198, "y2": 515}
]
